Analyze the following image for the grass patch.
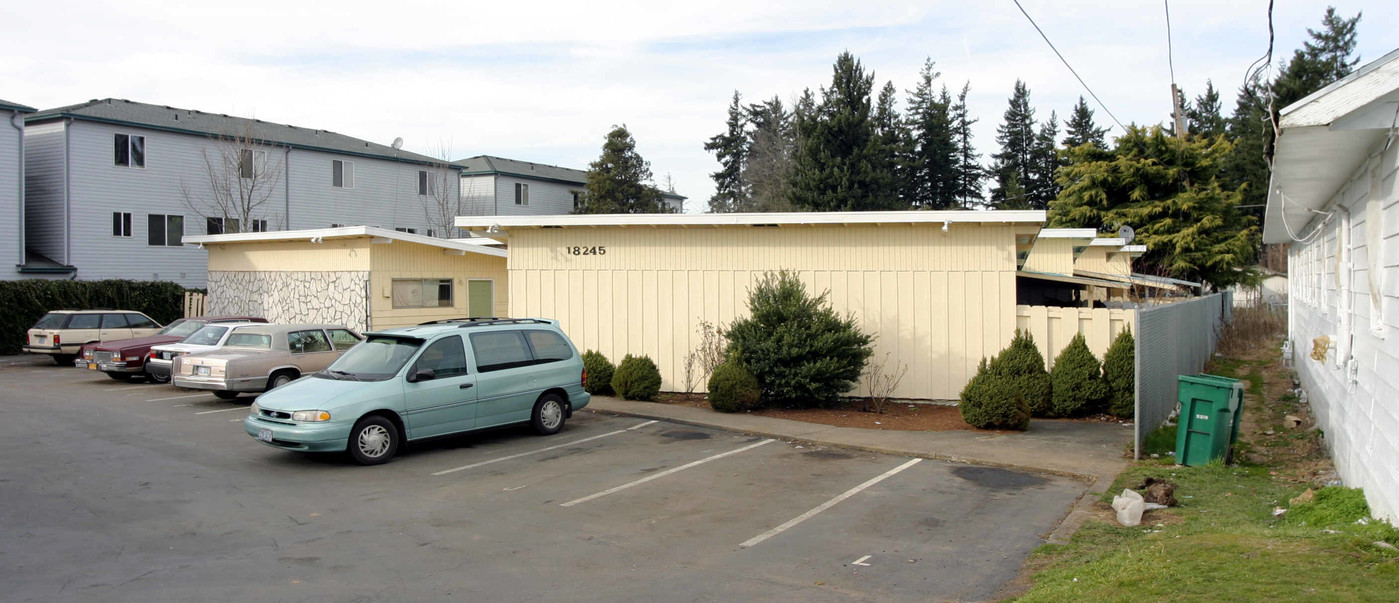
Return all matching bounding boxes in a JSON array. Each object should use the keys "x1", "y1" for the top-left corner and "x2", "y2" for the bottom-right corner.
[
  {"x1": 1288, "y1": 487, "x2": 1371, "y2": 528},
  {"x1": 1141, "y1": 422, "x2": 1178, "y2": 458}
]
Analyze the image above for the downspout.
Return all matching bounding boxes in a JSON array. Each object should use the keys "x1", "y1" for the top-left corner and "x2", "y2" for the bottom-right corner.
[
  {"x1": 8, "y1": 111, "x2": 23, "y2": 269},
  {"x1": 64, "y1": 118, "x2": 71, "y2": 267},
  {"x1": 1335, "y1": 207, "x2": 1353, "y2": 373},
  {"x1": 283, "y1": 146, "x2": 291, "y2": 229}
]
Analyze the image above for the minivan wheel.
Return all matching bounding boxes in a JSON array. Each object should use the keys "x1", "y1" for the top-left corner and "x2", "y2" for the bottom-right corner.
[
  {"x1": 531, "y1": 393, "x2": 566, "y2": 436},
  {"x1": 349, "y1": 416, "x2": 398, "y2": 465}
]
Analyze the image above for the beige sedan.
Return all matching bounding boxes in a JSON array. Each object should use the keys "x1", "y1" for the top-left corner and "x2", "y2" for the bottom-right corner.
[{"x1": 172, "y1": 324, "x2": 362, "y2": 399}]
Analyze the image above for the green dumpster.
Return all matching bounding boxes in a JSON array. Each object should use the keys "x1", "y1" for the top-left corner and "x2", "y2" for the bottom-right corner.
[{"x1": 1174, "y1": 374, "x2": 1244, "y2": 466}]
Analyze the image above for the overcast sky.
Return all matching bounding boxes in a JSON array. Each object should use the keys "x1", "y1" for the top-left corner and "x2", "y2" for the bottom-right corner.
[{"x1": 4, "y1": 1, "x2": 1395, "y2": 212}]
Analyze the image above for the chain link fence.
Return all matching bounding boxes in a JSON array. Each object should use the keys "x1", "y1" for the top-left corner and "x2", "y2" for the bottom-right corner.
[{"x1": 1134, "y1": 292, "x2": 1232, "y2": 458}]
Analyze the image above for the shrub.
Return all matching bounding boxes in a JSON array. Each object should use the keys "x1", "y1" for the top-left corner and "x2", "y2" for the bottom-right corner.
[
  {"x1": 611, "y1": 354, "x2": 662, "y2": 401},
  {"x1": 707, "y1": 361, "x2": 762, "y2": 413},
  {"x1": 959, "y1": 358, "x2": 1030, "y2": 430},
  {"x1": 0, "y1": 279, "x2": 188, "y2": 355},
  {"x1": 1103, "y1": 329, "x2": 1136, "y2": 418},
  {"x1": 995, "y1": 330, "x2": 1053, "y2": 416},
  {"x1": 1049, "y1": 333, "x2": 1109, "y2": 417},
  {"x1": 725, "y1": 270, "x2": 873, "y2": 408},
  {"x1": 581, "y1": 350, "x2": 615, "y2": 396}
]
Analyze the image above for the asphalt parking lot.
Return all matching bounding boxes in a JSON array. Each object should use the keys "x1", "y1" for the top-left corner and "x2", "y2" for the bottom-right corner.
[{"x1": 0, "y1": 360, "x2": 1086, "y2": 602}]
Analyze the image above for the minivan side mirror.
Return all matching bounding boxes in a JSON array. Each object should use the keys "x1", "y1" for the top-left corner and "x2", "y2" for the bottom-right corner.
[{"x1": 408, "y1": 367, "x2": 436, "y2": 383}]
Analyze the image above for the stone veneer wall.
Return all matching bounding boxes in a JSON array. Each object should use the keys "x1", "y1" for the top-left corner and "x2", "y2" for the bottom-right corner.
[{"x1": 207, "y1": 271, "x2": 370, "y2": 333}]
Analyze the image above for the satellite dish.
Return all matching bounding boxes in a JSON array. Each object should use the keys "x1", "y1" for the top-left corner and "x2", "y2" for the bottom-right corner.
[
  {"x1": 1118, "y1": 225, "x2": 1135, "y2": 243},
  {"x1": 391, "y1": 137, "x2": 404, "y2": 150}
]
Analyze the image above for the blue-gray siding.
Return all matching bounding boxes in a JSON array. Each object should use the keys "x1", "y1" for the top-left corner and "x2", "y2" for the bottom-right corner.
[
  {"x1": 23, "y1": 120, "x2": 66, "y2": 265},
  {"x1": 1, "y1": 108, "x2": 21, "y2": 277},
  {"x1": 459, "y1": 174, "x2": 581, "y2": 217}
]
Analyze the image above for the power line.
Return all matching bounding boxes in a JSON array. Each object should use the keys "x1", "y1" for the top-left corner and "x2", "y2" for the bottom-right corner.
[{"x1": 1011, "y1": 0, "x2": 1127, "y2": 132}]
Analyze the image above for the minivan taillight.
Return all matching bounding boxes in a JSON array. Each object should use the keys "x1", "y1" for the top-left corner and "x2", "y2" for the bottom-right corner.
[{"x1": 581, "y1": 367, "x2": 587, "y2": 388}]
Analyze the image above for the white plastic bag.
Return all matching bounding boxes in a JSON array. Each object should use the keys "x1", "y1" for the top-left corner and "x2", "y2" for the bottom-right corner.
[{"x1": 1112, "y1": 489, "x2": 1145, "y2": 527}]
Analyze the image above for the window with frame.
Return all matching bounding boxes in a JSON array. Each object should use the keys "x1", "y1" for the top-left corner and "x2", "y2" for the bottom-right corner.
[
  {"x1": 112, "y1": 212, "x2": 132, "y2": 237},
  {"x1": 524, "y1": 330, "x2": 573, "y2": 363},
  {"x1": 127, "y1": 314, "x2": 159, "y2": 329},
  {"x1": 412, "y1": 335, "x2": 469, "y2": 378},
  {"x1": 206, "y1": 217, "x2": 241, "y2": 235},
  {"x1": 249, "y1": 219, "x2": 269, "y2": 232},
  {"x1": 239, "y1": 149, "x2": 267, "y2": 179},
  {"x1": 330, "y1": 223, "x2": 345, "y2": 228},
  {"x1": 101, "y1": 313, "x2": 130, "y2": 329},
  {"x1": 395, "y1": 227, "x2": 418, "y2": 234},
  {"x1": 114, "y1": 133, "x2": 145, "y2": 168},
  {"x1": 418, "y1": 170, "x2": 437, "y2": 196},
  {"x1": 147, "y1": 214, "x2": 184, "y2": 247},
  {"x1": 391, "y1": 278, "x2": 453, "y2": 308},
  {"x1": 332, "y1": 160, "x2": 354, "y2": 188},
  {"x1": 328, "y1": 329, "x2": 362, "y2": 351},
  {"x1": 68, "y1": 314, "x2": 101, "y2": 329},
  {"x1": 571, "y1": 191, "x2": 581, "y2": 209},
  {"x1": 426, "y1": 228, "x2": 437, "y2": 238},
  {"x1": 515, "y1": 182, "x2": 529, "y2": 205}
]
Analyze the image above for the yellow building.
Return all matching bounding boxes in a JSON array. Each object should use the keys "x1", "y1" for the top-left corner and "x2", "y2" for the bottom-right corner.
[
  {"x1": 457, "y1": 211, "x2": 1074, "y2": 400},
  {"x1": 185, "y1": 226, "x2": 508, "y2": 332}
]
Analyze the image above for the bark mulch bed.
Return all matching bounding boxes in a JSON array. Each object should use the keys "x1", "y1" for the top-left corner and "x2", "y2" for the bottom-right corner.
[{"x1": 654, "y1": 393, "x2": 976, "y2": 431}]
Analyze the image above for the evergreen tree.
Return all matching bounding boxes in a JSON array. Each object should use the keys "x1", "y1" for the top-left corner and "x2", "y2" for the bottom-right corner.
[
  {"x1": 904, "y1": 59, "x2": 957, "y2": 209},
  {"x1": 743, "y1": 96, "x2": 796, "y2": 212},
  {"x1": 576, "y1": 125, "x2": 671, "y2": 214},
  {"x1": 1186, "y1": 81, "x2": 1226, "y2": 139},
  {"x1": 1029, "y1": 111, "x2": 1060, "y2": 206},
  {"x1": 1273, "y1": 7, "x2": 1362, "y2": 107},
  {"x1": 990, "y1": 80, "x2": 1038, "y2": 209},
  {"x1": 789, "y1": 52, "x2": 896, "y2": 211},
  {"x1": 1063, "y1": 96, "x2": 1108, "y2": 149},
  {"x1": 949, "y1": 82, "x2": 983, "y2": 208},
  {"x1": 1049, "y1": 126, "x2": 1257, "y2": 288},
  {"x1": 704, "y1": 91, "x2": 749, "y2": 213},
  {"x1": 873, "y1": 81, "x2": 914, "y2": 208}
]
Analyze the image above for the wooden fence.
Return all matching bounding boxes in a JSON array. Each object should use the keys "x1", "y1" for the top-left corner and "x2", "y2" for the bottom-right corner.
[
  {"x1": 1014, "y1": 305, "x2": 1136, "y2": 368},
  {"x1": 183, "y1": 292, "x2": 206, "y2": 318}
]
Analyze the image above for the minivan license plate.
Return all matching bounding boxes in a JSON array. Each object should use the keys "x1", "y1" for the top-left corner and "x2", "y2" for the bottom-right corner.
[{"x1": 258, "y1": 428, "x2": 273, "y2": 443}]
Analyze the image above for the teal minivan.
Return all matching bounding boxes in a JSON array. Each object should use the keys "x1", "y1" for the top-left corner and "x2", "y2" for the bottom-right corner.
[{"x1": 243, "y1": 318, "x2": 591, "y2": 465}]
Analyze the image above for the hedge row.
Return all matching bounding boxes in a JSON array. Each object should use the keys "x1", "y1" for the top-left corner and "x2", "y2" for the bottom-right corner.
[
  {"x1": 960, "y1": 329, "x2": 1137, "y2": 430},
  {"x1": 0, "y1": 279, "x2": 188, "y2": 355}
]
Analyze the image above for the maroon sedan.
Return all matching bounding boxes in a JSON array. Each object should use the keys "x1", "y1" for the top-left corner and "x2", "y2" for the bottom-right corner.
[{"x1": 78, "y1": 316, "x2": 267, "y2": 382}]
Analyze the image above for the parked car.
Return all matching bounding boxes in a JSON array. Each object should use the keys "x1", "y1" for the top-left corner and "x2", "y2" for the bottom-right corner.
[
  {"x1": 146, "y1": 322, "x2": 268, "y2": 383},
  {"x1": 173, "y1": 324, "x2": 362, "y2": 399},
  {"x1": 24, "y1": 310, "x2": 163, "y2": 365},
  {"x1": 243, "y1": 318, "x2": 590, "y2": 465},
  {"x1": 78, "y1": 316, "x2": 267, "y2": 382}
]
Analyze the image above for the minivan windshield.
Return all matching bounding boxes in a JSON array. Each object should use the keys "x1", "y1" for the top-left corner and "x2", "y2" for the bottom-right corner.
[
  {"x1": 182, "y1": 325, "x2": 230, "y2": 346},
  {"x1": 160, "y1": 319, "x2": 203, "y2": 338},
  {"x1": 32, "y1": 313, "x2": 67, "y2": 330},
  {"x1": 321, "y1": 336, "x2": 423, "y2": 382}
]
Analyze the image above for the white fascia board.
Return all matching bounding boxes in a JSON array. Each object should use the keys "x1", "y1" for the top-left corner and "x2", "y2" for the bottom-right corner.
[
  {"x1": 184, "y1": 226, "x2": 508, "y2": 258},
  {"x1": 1115, "y1": 244, "x2": 1147, "y2": 256},
  {"x1": 1038, "y1": 228, "x2": 1098, "y2": 240},
  {"x1": 455, "y1": 210, "x2": 1046, "y2": 230},
  {"x1": 1089, "y1": 237, "x2": 1127, "y2": 246}
]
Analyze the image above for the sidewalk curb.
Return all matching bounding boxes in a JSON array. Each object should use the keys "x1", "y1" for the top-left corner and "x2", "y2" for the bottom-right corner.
[{"x1": 584, "y1": 406, "x2": 1115, "y2": 484}]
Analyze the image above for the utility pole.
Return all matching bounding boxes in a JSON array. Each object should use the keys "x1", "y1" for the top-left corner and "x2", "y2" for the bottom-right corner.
[{"x1": 1170, "y1": 84, "x2": 1188, "y2": 138}]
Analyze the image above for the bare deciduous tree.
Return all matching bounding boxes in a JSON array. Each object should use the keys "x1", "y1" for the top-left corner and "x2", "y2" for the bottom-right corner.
[
  {"x1": 861, "y1": 352, "x2": 908, "y2": 413},
  {"x1": 180, "y1": 123, "x2": 284, "y2": 234},
  {"x1": 420, "y1": 144, "x2": 461, "y2": 238},
  {"x1": 681, "y1": 320, "x2": 728, "y2": 394}
]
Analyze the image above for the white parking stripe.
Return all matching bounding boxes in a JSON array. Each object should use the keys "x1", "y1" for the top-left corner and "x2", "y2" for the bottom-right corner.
[
  {"x1": 195, "y1": 407, "x2": 247, "y2": 415},
  {"x1": 432, "y1": 430, "x2": 629, "y2": 476},
  {"x1": 561, "y1": 439, "x2": 774, "y2": 507},
  {"x1": 627, "y1": 420, "x2": 658, "y2": 430},
  {"x1": 148, "y1": 393, "x2": 213, "y2": 402},
  {"x1": 739, "y1": 458, "x2": 922, "y2": 548},
  {"x1": 108, "y1": 383, "x2": 165, "y2": 391}
]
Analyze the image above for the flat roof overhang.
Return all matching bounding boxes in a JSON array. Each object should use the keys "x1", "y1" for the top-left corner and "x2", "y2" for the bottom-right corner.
[
  {"x1": 184, "y1": 226, "x2": 508, "y2": 258},
  {"x1": 456, "y1": 210, "x2": 1047, "y2": 236},
  {"x1": 1018, "y1": 270, "x2": 1130, "y2": 290}
]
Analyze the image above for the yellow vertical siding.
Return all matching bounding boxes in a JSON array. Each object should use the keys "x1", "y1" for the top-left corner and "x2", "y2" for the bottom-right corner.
[
  {"x1": 1021, "y1": 237, "x2": 1076, "y2": 275},
  {"x1": 506, "y1": 224, "x2": 1018, "y2": 400},
  {"x1": 1014, "y1": 305, "x2": 1135, "y2": 367},
  {"x1": 1074, "y1": 246, "x2": 1110, "y2": 273},
  {"x1": 368, "y1": 242, "x2": 509, "y2": 329}
]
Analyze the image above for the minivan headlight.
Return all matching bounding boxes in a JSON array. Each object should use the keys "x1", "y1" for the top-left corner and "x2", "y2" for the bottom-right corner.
[
  {"x1": 292, "y1": 410, "x2": 332, "y2": 422},
  {"x1": 249, "y1": 402, "x2": 260, "y2": 415}
]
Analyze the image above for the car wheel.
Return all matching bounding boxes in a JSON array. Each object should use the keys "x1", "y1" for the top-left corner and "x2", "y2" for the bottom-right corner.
[
  {"x1": 268, "y1": 371, "x2": 296, "y2": 391},
  {"x1": 531, "y1": 393, "x2": 567, "y2": 436},
  {"x1": 146, "y1": 371, "x2": 170, "y2": 384},
  {"x1": 54, "y1": 355, "x2": 75, "y2": 366},
  {"x1": 348, "y1": 416, "x2": 398, "y2": 465},
  {"x1": 213, "y1": 391, "x2": 240, "y2": 400},
  {"x1": 106, "y1": 372, "x2": 134, "y2": 382}
]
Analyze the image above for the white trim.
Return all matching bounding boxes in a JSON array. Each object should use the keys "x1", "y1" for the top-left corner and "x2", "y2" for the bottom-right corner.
[
  {"x1": 456, "y1": 209, "x2": 1046, "y2": 231},
  {"x1": 1038, "y1": 228, "x2": 1097, "y2": 239},
  {"x1": 1089, "y1": 237, "x2": 1127, "y2": 246},
  {"x1": 183, "y1": 225, "x2": 509, "y2": 258}
]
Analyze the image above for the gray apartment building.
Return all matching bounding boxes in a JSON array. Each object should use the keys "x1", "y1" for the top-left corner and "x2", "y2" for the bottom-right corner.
[
  {"x1": 1, "y1": 98, "x2": 35, "y2": 280},
  {"x1": 457, "y1": 155, "x2": 684, "y2": 217}
]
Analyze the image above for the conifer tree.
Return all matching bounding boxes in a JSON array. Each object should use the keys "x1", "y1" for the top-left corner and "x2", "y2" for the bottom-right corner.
[
  {"x1": 743, "y1": 96, "x2": 796, "y2": 212},
  {"x1": 1029, "y1": 111, "x2": 1060, "y2": 206},
  {"x1": 1063, "y1": 96, "x2": 1108, "y2": 149},
  {"x1": 576, "y1": 125, "x2": 671, "y2": 214},
  {"x1": 704, "y1": 91, "x2": 749, "y2": 213},
  {"x1": 990, "y1": 80, "x2": 1037, "y2": 209},
  {"x1": 789, "y1": 52, "x2": 895, "y2": 211},
  {"x1": 949, "y1": 82, "x2": 983, "y2": 208},
  {"x1": 1186, "y1": 81, "x2": 1226, "y2": 139},
  {"x1": 873, "y1": 81, "x2": 913, "y2": 209},
  {"x1": 904, "y1": 58, "x2": 957, "y2": 209}
]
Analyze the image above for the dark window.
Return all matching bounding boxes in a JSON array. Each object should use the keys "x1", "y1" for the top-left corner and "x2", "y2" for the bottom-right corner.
[
  {"x1": 328, "y1": 329, "x2": 362, "y2": 350},
  {"x1": 250, "y1": 219, "x2": 268, "y2": 232},
  {"x1": 239, "y1": 149, "x2": 256, "y2": 179},
  {"x1": 514, "y1": 182, "x2": 529, "y2": 205},
  {"x1": 112, "y1": 212, "x2": 132, "y2": 237},
  {"x1": 418, "y1": 170, "x2": 428, "y2": 195},
  {"x1": 525, "y1": 330, "x2": 573, "y2": 363},
  {"x1": 469, "y1": 331, "x2": 534, "y2": 373},
  {"x1": 130, "y1": 135, "x2": 144, "y2": 167},
  {"x1": 167, "y1": 215, "x2": 183, "y2": 246},
  {"x1": 288, "y1": 330, "x2": 333, "y2": 354},
  {"x1": 114, "y1": 134, "x2": 144, "y2": 167},
  {"x1": 149, "y1": 214, "x2": 183, "y2": 246},
  {"x1": 127, "y1": 314, "x2": 159, "y2": 329},
  {"x1": 148, "y1": 214, "x2": 165, "y2": 246},
  {"x1": 413, "y1": 335, "x2": 469, "y2": 378},
  {"x1": 206, "y1": 217, "x2": 240, "y2": 235},
  {"x1": 395, "y1": 227, "x2": 417, "y2": 234},
  {"x1": 33, "y1": 313, "x2": 68, "y2": 329},
  {"x1": 572, "y1": 191, "x2": 581, "y2": 209},
  {"x1": 332, "y1": 160, "x2": 353, "y2": 188},
  {"x1": 68, "y1": 314, "x2": 101, "y2": 329},
  {"x1": 101, "y1": 313, "x2": 130, "y2": 329},
  {"x1": 391, "y1": 278, "x2": 452, "y2": 308}
]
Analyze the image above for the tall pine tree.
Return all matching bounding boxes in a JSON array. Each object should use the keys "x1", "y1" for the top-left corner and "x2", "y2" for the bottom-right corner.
[
  {"x1": 704, "y1": 91, "x2": 749, "y2": 213},
  {"x1": 576, "y1": 125, "x2": 671, "y2": 214},
  {"x1": 1063, "y1": 96, "x2": 1108, "y2": 149},
  {"x1": 1029, "y1": 111, "x2": 1061, "y2": 207},
  {"x1": 873, "y1": 81, "x2": 913, "y2": 208},
  {"x1": 904, "y1": 58, "x2": 957, "y2": 209},
  {"x1": 990, "y1": 80, "x2": 1037, "y2": 209},
  {"x1": 743, "y1": 96, "x2": 796, "y2": 212},
  {"x1": 789, "y1": 52, "x2": 897, "y2": 211},
  {"x1": 949, "y1": 82, "x2": 983, "y2": 208},
  {"x1": 1186, "y1": 81, "x2": 1226, "y2": 139}
]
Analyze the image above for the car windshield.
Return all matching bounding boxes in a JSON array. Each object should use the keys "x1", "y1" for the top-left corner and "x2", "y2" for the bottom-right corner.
[
  {"x1": 32, "y1": 313, "x2": 67, "y2": 329},
  {"x1": 225, "y1": 332, "x2": 273, "y2": 349},
  {"x1": 321, "y1": 336, "x2": 423, "y2": 382},
  {"x1": 160, "y1": 319, "x2": 204, "y2": 337},
  {"x1": 182, "y1": 325, "x2": 229, "y2": 346}
]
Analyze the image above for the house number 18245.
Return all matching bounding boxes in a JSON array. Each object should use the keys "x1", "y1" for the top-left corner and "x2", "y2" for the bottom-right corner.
[{"x1": 565, "y1": 246, "x2": 606, "y2": 256}]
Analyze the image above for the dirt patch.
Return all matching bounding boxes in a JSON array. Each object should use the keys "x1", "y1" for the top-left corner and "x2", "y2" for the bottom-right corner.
[{"x1": 654, "y1": 393, "x2": 980, "y2": 431}]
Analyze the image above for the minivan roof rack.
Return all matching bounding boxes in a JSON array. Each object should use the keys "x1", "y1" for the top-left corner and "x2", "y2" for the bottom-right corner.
[{"x1": 415, "y1": 317, "x2": 555, "y2": 328}]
